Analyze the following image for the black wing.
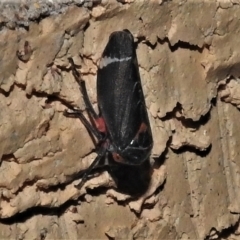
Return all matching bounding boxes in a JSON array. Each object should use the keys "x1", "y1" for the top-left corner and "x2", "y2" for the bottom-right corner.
[{"x1": 97, "y1": 30, "x2": 151, "y2": 151}]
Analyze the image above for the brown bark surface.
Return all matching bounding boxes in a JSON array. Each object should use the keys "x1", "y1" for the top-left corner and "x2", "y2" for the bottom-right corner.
[{"x1": 0, "y1": 0, "x2": 239, "y2": 239}]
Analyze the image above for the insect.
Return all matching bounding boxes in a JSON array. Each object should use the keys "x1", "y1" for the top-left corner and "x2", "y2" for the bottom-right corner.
[{"x1": 64, "y1": 29, "x2": 153, "y2": 189}]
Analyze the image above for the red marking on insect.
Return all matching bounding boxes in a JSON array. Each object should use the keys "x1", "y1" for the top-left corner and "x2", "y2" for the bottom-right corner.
[
  {"x1": 95, "y1": 117, "x2": 106, "y2": 133},
  {"x1": 134, "y1": 122, "x2": 148, "y2": 139},
  {"x1": 139, "y1": 122, "x2": 148, "y2": 132},
  {"x1": 112, "y1": 152, "x2": 124, "y2": 163}
]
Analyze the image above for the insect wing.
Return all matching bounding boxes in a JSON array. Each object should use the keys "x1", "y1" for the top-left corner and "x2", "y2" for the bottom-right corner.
[{"x1": 97, "y1": 30, "x2": 152, "y2": 157}]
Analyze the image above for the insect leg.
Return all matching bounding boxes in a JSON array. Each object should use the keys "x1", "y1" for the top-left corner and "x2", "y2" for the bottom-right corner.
[
  {"x1": 63, "y1": 109, "x2": 103, "y2": 141},
  {"x1": 75, "y1": 146, "x2": 107, "y2": 189},
  {"x1": 66, "y1": 58, "x2": 105, "y2": 140},
  {"x1": 68, "y1": 58, "x2": 98, "y2": 119}
]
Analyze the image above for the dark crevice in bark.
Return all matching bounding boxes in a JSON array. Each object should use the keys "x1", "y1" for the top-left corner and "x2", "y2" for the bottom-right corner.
[
  {"x1": 205, "y1": 218, "x2": 240, "y2": 239},
  {"x1": 159, "y1": 37, "x2": 209, "y2": 53},
  {"x1": 1, "y1": 153, "x2": 16, "y2": 162},
  {"x1": 161, "y1": 102, "x2": 211, "y2": 130},
  {"x1": 171, "y1": 144, "x2": 212, "y2": 158},
  {"x1": 0, "y1": 199, "x2": 81, "y2": 224}
]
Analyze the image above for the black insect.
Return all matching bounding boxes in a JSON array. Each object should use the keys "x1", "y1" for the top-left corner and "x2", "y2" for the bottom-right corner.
[{"x1": 64, "y1": 29, "x2": 153, "y2": 189}]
